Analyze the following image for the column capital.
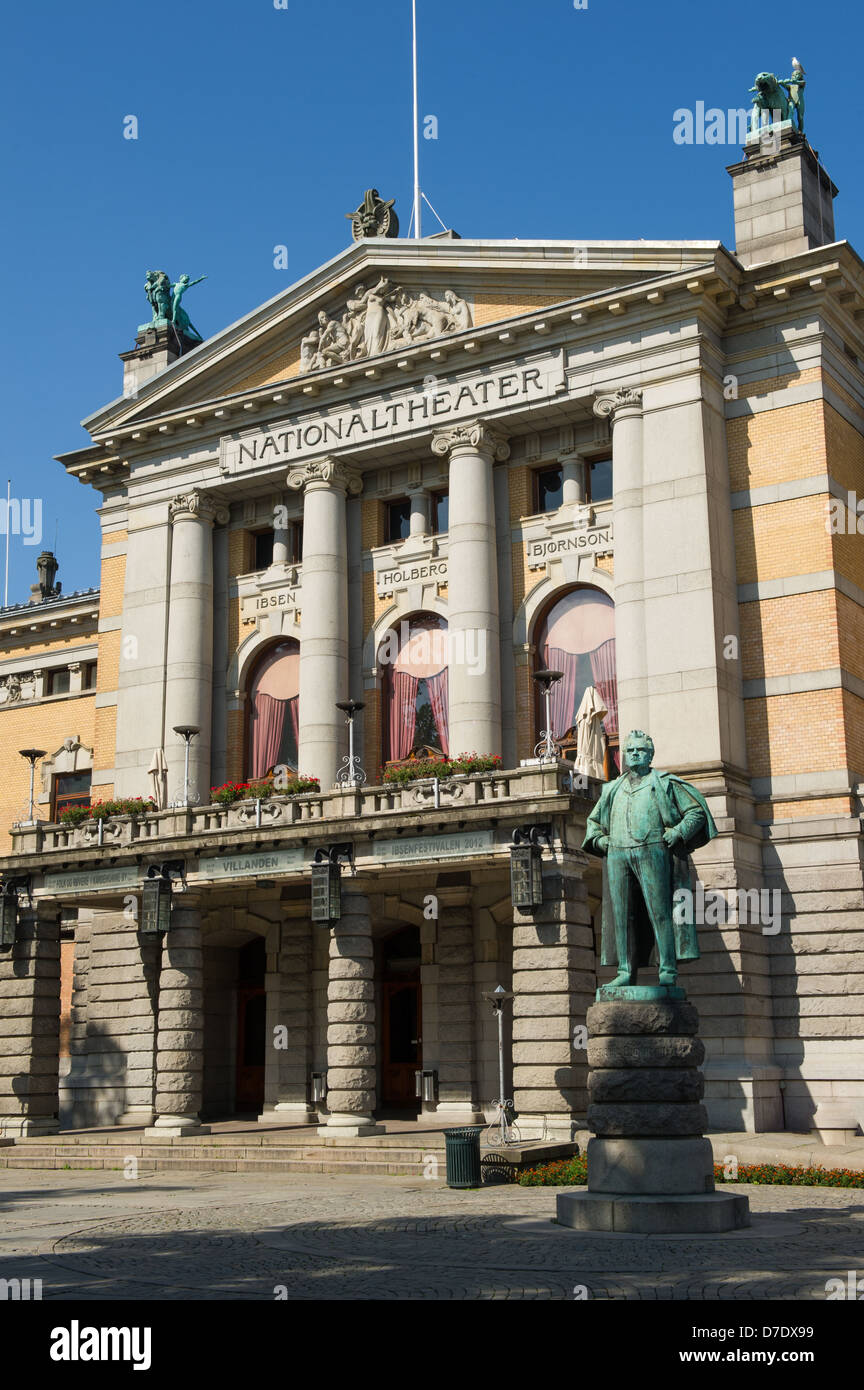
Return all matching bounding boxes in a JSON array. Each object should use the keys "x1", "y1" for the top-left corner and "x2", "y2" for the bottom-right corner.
[
  {"x1": 431, "y1": 420, "x2": 510, "y2": 462},
  {"x1": 286, "y1": 456, "x2": 363, "y2": 496},
  {"x1": 557, "y1": 446, "x2": 586, "y2": 465},
  {"x1": 169, "y1": 489, "x2": 230, "y2": 526},
  {"x1": 593, "y1": 387, "x2": 643, "y2": 423}
]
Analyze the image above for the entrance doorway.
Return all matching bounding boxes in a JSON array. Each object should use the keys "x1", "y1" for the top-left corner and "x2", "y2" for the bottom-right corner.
[
  {"x1": 235, "y1": 938, "x2": 266, "y2": 1112},
  {"x1": 380, "y1": 927, "x2": 422, "y2": 1110}
]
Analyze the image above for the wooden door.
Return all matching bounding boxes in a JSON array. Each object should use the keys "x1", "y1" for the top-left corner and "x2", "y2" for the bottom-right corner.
[
  {"x1": 235, "y1": 985, "x2": 266, "y2": 1111},
  {"x1": 381, "y1": 981, "x2": 421, "y2": 1107}
]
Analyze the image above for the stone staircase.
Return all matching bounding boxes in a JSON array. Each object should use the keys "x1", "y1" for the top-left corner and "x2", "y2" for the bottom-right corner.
[{"x1": 0, "y1": 1126, "x2": 578, "y2": 1179}]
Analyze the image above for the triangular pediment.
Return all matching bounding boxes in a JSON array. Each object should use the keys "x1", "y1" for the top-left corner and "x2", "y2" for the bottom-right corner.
[{"x1": 85, "y1": 238, "x2": 722, "y2": 433}]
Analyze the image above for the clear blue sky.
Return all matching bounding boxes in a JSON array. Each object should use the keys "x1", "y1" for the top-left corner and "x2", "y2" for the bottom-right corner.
[{"x1": 2, "y1": 0, "x2": 860, "y2": 602}]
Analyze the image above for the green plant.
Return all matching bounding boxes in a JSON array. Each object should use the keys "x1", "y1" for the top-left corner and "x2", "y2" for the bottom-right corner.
[
  {"x1": 59, "y1": 805, "x2": 91, "y2": 826},
  {"x1": 714, "y1": 1161, "x2": 864, "y2": 1188},
  {"x1": 88, "y1": 797, "x2": 156, "y2": 820},
  {"x1": 383, "y1": 754, "x2": 502, "y2": 786},
  {"x1": 209, "y1": 777, "x2": 320, "y2": 805},
  {"x1": 517, "y1": 1154, "x2": 587, "y2": 1186}
]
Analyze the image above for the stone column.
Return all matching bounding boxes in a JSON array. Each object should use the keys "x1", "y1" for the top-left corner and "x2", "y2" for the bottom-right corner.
[
  {"x1": 0, "y1": 901, "x2": 60, "y2": 1137},
  {"x1": 434, "y1": 884, "x2": 484, "y2": 1123},
  {"x1": 431, "y1": 422, "x2": 508, "y2": 759},
  {"x1": 145, "y1": 902, "x2": 209, "y2": 1136},
  {"x1": 408, "y1": 488, "x2": 430, "y2": 538},
  {"x1": 560, "y1": 450, "x2": 587, "y2": 507},
  {"x1": 261, "y1": 903, "x2": 316, "y2": 1124},
  {"x1": 512, "y1": 855, "x2": 595, "y2": 1140},
  {"x1": 320, "y1": 883, "x2": 382, "y2": 1136},
  {"x1": 164, "y1": 491, "x2": 228, "y2": 803},
  {"x1": 287, "y1": 458, "x2": 362, "y2": 789},
  {"x1": 593, "y1": 388, "x2": 645, "y2": 735}
]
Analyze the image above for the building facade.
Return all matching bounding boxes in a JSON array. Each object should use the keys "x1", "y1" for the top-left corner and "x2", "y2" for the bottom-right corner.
[{"x1": 1, "y1": 131, "x2": 863, "y2": 1140}]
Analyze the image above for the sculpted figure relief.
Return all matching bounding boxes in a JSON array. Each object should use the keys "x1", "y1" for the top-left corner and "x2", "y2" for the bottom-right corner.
[
  {"x1": 583, "y1": 730, "x2": 717, "y2": 991},
  {"x1": 298, "y1": 283, "x2": 472, "y2": 372}
]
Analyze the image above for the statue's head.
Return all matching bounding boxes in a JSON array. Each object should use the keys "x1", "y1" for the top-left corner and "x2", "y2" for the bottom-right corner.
[
  {"x1": 177, "y1": 274, "x2": 190, "y2": 287},
  {"x1": 317, "y1": 310, "x2": 328, "y2": 325},
  {"x1": 624, "y1": 730, "x2": 654, "y2": 773}
]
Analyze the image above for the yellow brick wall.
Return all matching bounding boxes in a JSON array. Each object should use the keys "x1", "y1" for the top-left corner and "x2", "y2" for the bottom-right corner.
[
  {"x1": 473, "y1": 293, "x2": 562, "y2": 328},
  {"x1": 837, "y1": 593, "x2": 864, "y2": 685},
  {"x1": 98, "y1": 554, "x2": 126, "y2": 620},
  {"x1": 843, "y1": 689, "x2": 864, "y2": 777},
  {"x1": 739, "y1": 590, "x2": 840, "y2": 681},
  {"x1": 0, "y1": 695, "x2": 96, "y2": 846},
  {"x1": 232, "y1": 344, "x2": 302, "y2": 393},
  {"x1": 93, "y1": 704, "x2": 116, "y2": 774},
  {"x1": 0, "y1": 631, "x2": 96, "y2": 660},
  {"x1": 744, "y1": 688, "x2": 846, "y2": 780},
  {"x1": 595, "y1": 554, "x2": 614, "y2": 576},
  {"x1": 726, "y1": 398, "x2": 827, "y2": 494},
  {"x1": 733, "y1": 494, "x2": 832, "y2": 585},
  {"x1": 757, "y1": 795, "x2": 852, "y2": 822}
]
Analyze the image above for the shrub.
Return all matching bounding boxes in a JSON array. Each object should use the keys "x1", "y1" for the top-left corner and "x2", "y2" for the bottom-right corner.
[
  {"x1": 87, "y1": 798, "x2": 156, "y2": 821},
  {"x1": 714, "y1": 1161, "x2": 864, "y2": 1188},
  {"x1": 59, "y1": 805, "x2": 91, "y2": 826},
  {"x1": 209, "y1": 777, "x2": 320, "y2": 805},
  {"x1": 515, "y1": 1155, "x2": 864, "y2": 1188},
  {"x1": 383, "y1": 754, "x2": 502, "y2": 786}
]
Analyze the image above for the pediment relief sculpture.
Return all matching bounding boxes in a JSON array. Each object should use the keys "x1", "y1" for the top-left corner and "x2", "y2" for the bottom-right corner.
[{"x1": 299, "y1": 280, "x2": 472, "y2": 374}]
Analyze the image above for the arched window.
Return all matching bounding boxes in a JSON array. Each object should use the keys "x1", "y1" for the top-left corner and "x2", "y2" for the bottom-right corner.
[
  {"x1": 380, "y1": 614, "x2": 449, "y2": 762},
  {"x1": 246, "y1": 640, "x2": 299, "y2": 778},
  {"x1": 535, "y1": 587, "x2": 618, "y2": 768}
]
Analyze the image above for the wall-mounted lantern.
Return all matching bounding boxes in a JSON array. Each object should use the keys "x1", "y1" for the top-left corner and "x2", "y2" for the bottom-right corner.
[
  {"x1": 141, "y1": 861, "x2": 185, "y2": 935},
  {"x1": 311, "y1": 844, "x2": 353, "y2": 923},
  {"x1": 509, "y1": 825, "x2": 552, "y2": 909},
  {"x1": 0, "y1": 877, "x2": 30, "y2": 948}
]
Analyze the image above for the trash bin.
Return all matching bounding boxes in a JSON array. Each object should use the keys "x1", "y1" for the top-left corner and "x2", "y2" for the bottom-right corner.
[{"x1": 444, "y1": 1126, "x2": 483, "y2": 1189}]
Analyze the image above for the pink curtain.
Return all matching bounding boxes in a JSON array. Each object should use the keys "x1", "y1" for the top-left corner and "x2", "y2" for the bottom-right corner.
[
  {"x1": 589, "y1": 638, "x2": 618, "y2": 738},
  {"x1": 251, "y1": 692, "x2": 288, "y2": 777},
  {"x1": 544, "y1": 646, "x2": 581, "y2": 738},
  {"x1": 390, "y1": 672, "x2": 419, "y2": 760},
  {"x1": 287, "y1": 695, "x2": 299, "y2": 746},
  {"x1": 425, "y1": 669, "x2": 449, "y2": 756}
]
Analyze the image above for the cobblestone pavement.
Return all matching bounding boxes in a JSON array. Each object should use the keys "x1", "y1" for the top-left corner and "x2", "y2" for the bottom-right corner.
[{"x1": 0, "y1": 1170, "x2": 861, "y2": 1300}]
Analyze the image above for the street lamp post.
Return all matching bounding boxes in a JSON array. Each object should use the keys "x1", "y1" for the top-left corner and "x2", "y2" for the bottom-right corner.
[
  {"x1": 481, "y1": 984, "x2": 518, "y2": 1146},
  {"x1": 532, "y1": 668, "x2": 564, "y2": 762},
  {"x1": 171, "y1": 726, "x2": 200, "y2": 808},
  {"x1": 335, "y1": 700, "x2": 366, "y2": 787},
  {"x1": 18, "y1": 749, "x2": 46, "y2": 825}
]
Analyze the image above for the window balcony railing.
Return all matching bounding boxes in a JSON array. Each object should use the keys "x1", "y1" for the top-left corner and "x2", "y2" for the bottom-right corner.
[{"x1": 4, "y1": 761, "x2": 590, "y2": 860}]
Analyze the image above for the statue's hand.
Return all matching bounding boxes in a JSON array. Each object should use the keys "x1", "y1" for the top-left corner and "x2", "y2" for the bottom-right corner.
[
  {"x1": 596, "y1": 834, "x2": 610, "y2": 854},
  {"x1": 662, "y1": 827, "x2": 681, "y2": 847}
]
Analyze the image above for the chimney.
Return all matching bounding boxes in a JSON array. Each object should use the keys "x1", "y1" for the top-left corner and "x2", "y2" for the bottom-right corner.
[{"x1": 30, "y1": 550, "x2": 61, "y2": 604}]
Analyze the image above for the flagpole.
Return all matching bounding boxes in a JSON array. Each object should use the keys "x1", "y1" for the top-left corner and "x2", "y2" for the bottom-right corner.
[
  {"x1": 3, "y1": 479, "x2": 9, "y2": 608},
  {"x1": 412, "y1": 0, "x2": 422, "y2": 239}
]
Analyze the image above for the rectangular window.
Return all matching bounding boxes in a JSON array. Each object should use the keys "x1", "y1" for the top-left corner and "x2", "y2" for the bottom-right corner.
[
  {"x1": 535, "y1": 467, "x2": 563, "y2": 514},
  {"x1": 47, "y1": 668, "x2": 70, "y2": 696},
  {"x1": 83, "y1": 662, "x2": 97, "y2": 690},
  {"x1": 433, "y1": 492, "x2": 449, "y2": 535},
  {"x1": 387, "y1": 499, "x2": 411, "y2": 543},
  {"x1": 53, "y1": 771, "x2": 91, "y2": 819},
  {"x1": 254, "y1": 530, "x2": 274, "y2": 570},
  {"x1": 588, "y1": 457, "x2": 613, "y2": 503}
]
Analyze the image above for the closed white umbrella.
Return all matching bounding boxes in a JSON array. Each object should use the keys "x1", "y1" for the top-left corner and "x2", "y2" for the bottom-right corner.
[
  {"x1": 147, "y1": 748, "x2": 168, "y2": 810},
  {"x1": 574, "y1": 685, "x2": 608, "y2": 780}
]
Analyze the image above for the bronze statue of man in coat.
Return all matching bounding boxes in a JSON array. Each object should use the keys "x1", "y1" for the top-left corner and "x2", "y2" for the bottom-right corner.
[{"x1": 583, "y1": 730, "x2": 717, "y2": 989}]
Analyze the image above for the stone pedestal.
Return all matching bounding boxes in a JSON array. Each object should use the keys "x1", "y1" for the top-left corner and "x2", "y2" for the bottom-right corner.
[
  {"x1": 557, "y1": 998, "x2": 750, "y2": 1234},
  {"x1": 727, "y1": 125, "x2": 837, "y2": 267}
]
